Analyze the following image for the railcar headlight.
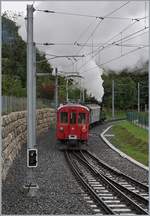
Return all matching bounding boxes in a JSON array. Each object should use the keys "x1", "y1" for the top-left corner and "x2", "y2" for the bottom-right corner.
[
  {"x1": 60, "y1": 127, "x2": 64, "y2": 131},
  {"x1": 82, "y1": 126, "x2": 87, "y2": 133}
]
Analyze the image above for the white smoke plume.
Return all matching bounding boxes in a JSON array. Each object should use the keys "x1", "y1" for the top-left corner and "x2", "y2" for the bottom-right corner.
[
  {"x1": 78, "y1": 58, "x2": 104, "y2": 102},
  {"x1": 2, "y1": 1, "x2": 148, "y2": 102},
  {"x1": 52, "y1": 57, "x2": 104, "y2": 102},
  {"x1": 31, "y1": 1, "x2": 106, "y2": 102}
]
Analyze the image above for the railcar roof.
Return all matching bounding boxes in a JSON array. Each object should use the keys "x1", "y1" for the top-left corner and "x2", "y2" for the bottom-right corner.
[
  {"x1": 86, "y1": 104, "x2": 101, "y2": 109},
  {"x1": 57, "y1": 103, "x2": 89, "y2": 111}
]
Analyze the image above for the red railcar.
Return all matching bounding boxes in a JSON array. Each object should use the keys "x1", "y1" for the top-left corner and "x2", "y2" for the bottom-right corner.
[{"x1": 56, "y1": 104, "x2": 90, "y2": 145}]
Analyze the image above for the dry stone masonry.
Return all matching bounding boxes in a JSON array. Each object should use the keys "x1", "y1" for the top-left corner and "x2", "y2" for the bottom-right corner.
[{"x1": 2, "y1": 108, "x2": 56, "y2": 181}]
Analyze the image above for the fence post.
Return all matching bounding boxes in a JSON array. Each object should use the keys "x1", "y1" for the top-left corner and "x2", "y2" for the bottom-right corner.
[
  {"x1": 138, "y1": 82, "x2": 140, "y2": 112},
  {"x1": 112, "y1": 80, "x2": 115, "y2": 120}
]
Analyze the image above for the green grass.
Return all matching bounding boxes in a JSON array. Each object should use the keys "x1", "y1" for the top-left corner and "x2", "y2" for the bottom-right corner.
[
  {"x1": 111, "y1": 120, "x2": 148, "y2": 166},
  {"x1": 105, "y1": 110, "x2": 126, "y2": 120},
  {"x1": 140, "y1": 112, "x2": 148, "y2": 118}
]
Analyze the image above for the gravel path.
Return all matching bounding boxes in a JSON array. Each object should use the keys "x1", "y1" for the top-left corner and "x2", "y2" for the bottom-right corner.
[
  {"x1": 88, "y1": 121, "x2": 148, "y2": 185},
  {"x1": 2, "y1": 128, "x2": 93, "y2": 215}
]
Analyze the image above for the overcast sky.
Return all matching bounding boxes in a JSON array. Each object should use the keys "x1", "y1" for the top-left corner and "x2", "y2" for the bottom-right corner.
[{"x1": 2, "y1": 1, "x2": 149, "y2": 101}]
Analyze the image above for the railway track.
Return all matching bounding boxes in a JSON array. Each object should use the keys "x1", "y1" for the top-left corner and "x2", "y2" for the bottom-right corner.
[
  {"x1": 80, "y1": 150, "x2": 149, "y2": 210},
  {"x1": 65, "y1": 150, "x2": 148, "y2": 215}
]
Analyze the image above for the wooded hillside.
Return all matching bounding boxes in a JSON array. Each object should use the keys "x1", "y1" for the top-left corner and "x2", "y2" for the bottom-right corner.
[{"x1": 102, "y1": 62, "x2": 148, "y2": 111}]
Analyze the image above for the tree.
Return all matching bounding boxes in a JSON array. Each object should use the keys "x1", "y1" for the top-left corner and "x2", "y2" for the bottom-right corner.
[
  {"x1": 2, "y1": 13, "x2": 53, "y2": 97},
  {"x1": 102, "y1": 61, "x2": 148, "y2": 111}
]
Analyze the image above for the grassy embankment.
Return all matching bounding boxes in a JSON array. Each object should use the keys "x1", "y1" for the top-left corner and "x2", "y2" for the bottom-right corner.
[
  {"x1": 105, "y1": 110, "x2": 126, "y2": 120},
  {"x1": 111, "y1": 121, "x2": 148, "y2": 166}
]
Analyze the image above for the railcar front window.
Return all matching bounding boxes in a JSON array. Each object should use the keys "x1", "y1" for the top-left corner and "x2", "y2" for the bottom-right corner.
[
  {"x1": 70, "y1": 112, "x2": 76, "y2": 124},
  {"x1": 60, "y1": 112, "x2": 68, "y2": 123},
  {"x1": 78, "y1": 113, "x2": 86, "y2": 124}
]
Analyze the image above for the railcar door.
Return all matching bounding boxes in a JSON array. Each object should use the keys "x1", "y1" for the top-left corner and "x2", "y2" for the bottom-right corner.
[
  {"x1": 78, "y1": 111, "x2": 89, "y2": 140},
  {"x1": 68, "y1": 109, "x2": 78, "y2": 140},
  {"x1": 58, "y1": 110, "x2": 69, "y2": 140}
]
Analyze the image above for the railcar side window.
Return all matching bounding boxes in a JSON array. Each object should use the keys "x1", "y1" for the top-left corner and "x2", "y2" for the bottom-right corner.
[
  {"x1": 70, "y1": 112, "x2": 76, "y2": 124},
  {"x1": 60, "y1": 112, "x2": 68, "y2": 123},
  {"x1": 78, "y1": 113, "x2": 86, "y2": 124}
]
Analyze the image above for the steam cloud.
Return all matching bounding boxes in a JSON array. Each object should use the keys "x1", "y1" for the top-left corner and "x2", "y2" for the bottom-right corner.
[
  {"x1": 78, "y1": 58, "x2": 104, "y2": 102},
  {"x1": 12, "y1": 1, "x2": 148, "y2": 102}
]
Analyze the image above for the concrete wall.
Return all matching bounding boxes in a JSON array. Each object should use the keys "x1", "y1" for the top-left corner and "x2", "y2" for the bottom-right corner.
[{"x1": 2, "y1": 108, "x2": 56, "y2": 181}]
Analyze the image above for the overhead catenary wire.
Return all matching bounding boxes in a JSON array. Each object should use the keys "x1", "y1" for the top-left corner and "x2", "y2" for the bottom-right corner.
[
  {"x1": 35, "y1": 5, "x2": 145, "y2": 21},
  {"x1": 98, "y1": 46, "x2": 148, "y2": 67},
  {"x1": 36, "y1": 21, "x2": 98, "y2": 46},
  {"x1": 36, "y1": 40, "x2": 149, "y2": 48},
  {"x1": 80, "y1": 46, "x2": 147, "y2": 74},
  {"x1": 86, "y1": 18, "x2": 147, "y2": 56},
  {"x1": 74, "y1": 1, "x2": 131, "y2": 56},
  {"x1": 37, "y1": 41, "x2": 149, "y2": 64},
  {"x1": 74, "y1": 19, "x2": 99, "y2": 46},
  {"x1": 35, "y1": 15, "x2": 147, "y2": 50},
  {"x1": 36, "y1": 16, "x2": 148, "y2": 49},
  {"x1": 37, "y1": 54, "x2": 85, "y2": 63},
  {"x1": 109, "y1": 26, "x2": 149, "y2": 46},
  {"x1": 69, "y1": 15, "x2": 147, "y2": 70},
  {"x1": 36, "y1": 25, "x2": 148, "y2": 71},
  {"x1": 144, "y1": 0, "x2": 147, "y2": 27},
  {"x1": 113, "y1": 43, "x2": 149, "y2": 48},
  {"x1": 118, "y1": 30, "x2": 148, "y2": 44},
  {"x1": 35, "y1": 2, "x2": 148, "y2": 73},
  {"x1": 74, "y1": 19, "x2": 103, "y2": 55},
  {"x1": 84, "y1": 16, "x2": 148, "y2": 57},
  {"x1": 35, "y1": 1, "x2": 148, "y2": 70},
  {"x1": 77, "y1": 25, "x2": 149, "y2": 71},
  {"x1": 68, "y1": 1, "x2": 132, "y2": 70}
]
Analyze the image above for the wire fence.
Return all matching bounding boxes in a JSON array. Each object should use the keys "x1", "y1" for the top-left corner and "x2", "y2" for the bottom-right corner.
[
  {"x1": 126, "y1": 111, "x2": 148, "y2": 130},
  {"x1": 2, "y1": 95, "x2": 55, "y2": 115}
]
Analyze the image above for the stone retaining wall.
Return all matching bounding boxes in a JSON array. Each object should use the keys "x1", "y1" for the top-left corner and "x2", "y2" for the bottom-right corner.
[{"x1": 2, "y1": 108, "x2": 56, "y2": 181}]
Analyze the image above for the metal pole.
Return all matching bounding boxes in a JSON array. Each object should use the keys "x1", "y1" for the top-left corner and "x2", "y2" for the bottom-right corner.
[
  {"x1": 80, "y1": 89, "x2": 82, "y2": 103},
  {"x1": 82, "y1": 88, "x2": 85, "y2": 103},
  {"x1": 138, "y1": 82, "x2": 140, "y2": 112},
  {"x1": 79, "y1": 78, "x2": 81, "y2": 103},
  {"x1": 27, "y1": 4, "x2": 34, "y2": 152},
  {"x1": 25, "y1": 4, "x2": 38, "y2": 195},
  {"x1": 33, "y1": 43, "x2": 36, "y2": 147},
  {"x1": 66, "y1": 79, "x2": 69, "y2": 102},
  {"x1": 112, "y1": 80, "x2": 115, "y2": 119},
  {"x1": 149, "y1": 2, "x2": 150, "y2": 213},
  {"x1": 55, "y1": 68, "x2": 58, "y2": 109}
]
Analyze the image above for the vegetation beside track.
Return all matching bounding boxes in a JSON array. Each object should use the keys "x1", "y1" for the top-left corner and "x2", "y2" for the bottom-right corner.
[
  {"x1": 2, "y1": 13, "x2": 90, "y2": 100},
  {"x1": 111, "y1": 121, "x2": 148, "y2": 166},
  {"x1": 105, "y1": 110, "x2": 126, "y2": 120},
  {"x1": 102, "y1": 65, "x2": 148, "y2": 112}
]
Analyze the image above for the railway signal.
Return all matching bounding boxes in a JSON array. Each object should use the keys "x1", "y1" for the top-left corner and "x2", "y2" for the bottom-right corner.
[{"x1": 27, "y1": 149, "x2": 38, "y2": 168}]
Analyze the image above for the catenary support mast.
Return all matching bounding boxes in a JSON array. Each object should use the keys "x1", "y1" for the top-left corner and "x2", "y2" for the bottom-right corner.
[
  {"x1": 112, "y1": 80, "x2": 115, "y2": 119},
  {"x1": 138, "y1": 82, "x2": 140, "y2": 112},
  {"x1": 25, "y1": 4, "x2": 38, "y2": 196}
]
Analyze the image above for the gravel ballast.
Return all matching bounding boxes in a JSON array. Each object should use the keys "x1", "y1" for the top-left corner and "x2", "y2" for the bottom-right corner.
[
  {"x1": 2, "y1": 128, "x2": 93, "y2": 214},
  {"x1": 88, "y1": 122, "x2": 148, "y2": 185},
  {"x1": 2, "y1": 121, "x2": 149, "y2": 214}
]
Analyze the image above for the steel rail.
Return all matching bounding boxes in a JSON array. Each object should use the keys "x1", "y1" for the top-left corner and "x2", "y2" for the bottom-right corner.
[
  {"x1": 73, "y1": 152, "x2": 148, "y2": 215},
  {"x1": 65, "y1": 151, "x2": 114, "y2": 214},
  {"x1": 85, "y1": 150, "x2": 148, "y2": 191},
  {"x1": 80, "y1": 151, "x2": 148, "y2": 209}
]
